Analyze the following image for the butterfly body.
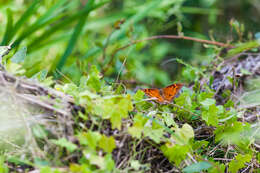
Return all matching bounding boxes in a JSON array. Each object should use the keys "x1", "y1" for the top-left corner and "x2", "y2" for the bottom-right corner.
[{"x1": 142, "y1": 83, "x2": 183, "y2": 104}]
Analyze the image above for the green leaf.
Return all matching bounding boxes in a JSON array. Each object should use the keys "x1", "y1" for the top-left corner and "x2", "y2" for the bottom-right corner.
[
  {"x1": 162, "y1": 113, "x2": 175, "y2": 127},
  {"x1": 202, "y1": 105, "x2": 218, "y2": 126},
  {"x1": 10, "y1": 0, "x2": 41, "y2": 46},
  {"x1": 208, "y1": 162, "x2": 225, "y2": 173},
  {"x1": 174, "y1": 124, "x2": 194, "y2": 145},
  {"x1": 11, "y1": 46, "x2": 27, "y2": 63},
  {"x1": 239, "y1": 89, "x2": 260, "y2": 108},
  {"x1": 174, "y1": 91, "x2": 193, "y2": 109},
  {"x1": 183, "y1": 161, "x2": 212, "y2": 173},
  {"x1": 200, "y1": 98, "x2": 216, "y2": 109},
  {"x1": 86, "y1": 66, "x2": 102, "y2": 92},
  {"x1": 192, "y1": 140, "x2": 209, "y2": 152},
  {"x1": 176, "y1": 58, "x2": 205, "y2": 77},
  {"x1": 34, "y1": 158, "x2": 49, "y2": 167},
  {"x1": 240, "y1": 68, "x2": 252, "y2": 75},
  {"x1": 104, "y1": 154, "x2": 115, "y2": 171},
  {"x1": 0, "y1": 156, "x2": 8, "y2": 173},
  {"x1": 40, "y1": 167, "x2": 61, "y2": 173},
  {"x1": 128, "y1": 113, "x2": 148, "y2": 138},
  {"x1": 109, "y1": 0, "x2": 161, "y2": 43},
  {"x1": 215, "y1": 121, "x2": 251, "y2": 145},
  {"x1": 257, "y1": 153, "x2": 260, "y2": 163},
  {"x1": 55, "y1": 0, "x2": 110, "y2": 74},
  {"x1": 98, "y1": 135, "x2": 116, "y2": 153},
  {"x1": 31, "y1": 69, "x2": 48, "y2": 81},
  {"x1": 32, "y1": 125, "x2": 47, "y2": 139},
  {"x1": 161, "y1": 143, "x2": 190, "y2": 166},
  {"x1": 143, "y1": 126, "x2": 164, "y2": 143},
  {"x1": 6, "y1": 62, "x2": 26, "y2": 75},
  {"x1": 101, "y1": 94, "x2": 133, "y2": 130},
  {"x1": 130, "y1": 160, "x2": 141, "y2": 171},
  {"x1": 133, "y1": 89, "x2": 145, "y2": 101},
  {"x1": 77, "y1": 131, "x2": 101, "y2": 150},
  {"x1": 79, "y1": 90, "x2": 100, "y2": 106},
  {"x1": 198, "y1": 92, "x2": 214, "y2": 103},
  {"x1": 50, "y1": 138, "x2": 77, "y2": 152},
  {"x1": 70, "y1": 164, "x2": 92, "y2": 173},
  {"x1": 14, "y1": 0, "x2": 69, "y2": 48},
  {"x1": 40, "y1": 167, "x2": 52, "y2": 173},
  {"x1": 229, "y1": 154, "x2": 252, "y2": 173},
  {"x1": 85, "y1": 152, "x2": 107, "y2": 170},
  {"x1": 182, "y1": 67, "x2": 197, "y2": 82},
  {"x1": 226, "y1": 40, "x2": 260, "y2": 58},
  {"x1": 82, "y1": 0, "x2": 162, "y2": 59},
  {"x1": 6, "y1": 157, "x2": 32, "y2": 167},
  {"x1": 59, "y1": 83, "x2": 78, "y2": 97},
  {"x1": 1, "y1": 8, "x2": 13, "y2": 45},
  {"x1": 56, "y1": 0, "x2": 95, "y2": 73},
  {"x1": 50, "y1": 138, "x2": 78, "y2": 152}
]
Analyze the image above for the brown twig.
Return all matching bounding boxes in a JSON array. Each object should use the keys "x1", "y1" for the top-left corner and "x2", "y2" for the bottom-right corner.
[{"x1": 102, "y1": 35, "x2": 234, "y2": 74}]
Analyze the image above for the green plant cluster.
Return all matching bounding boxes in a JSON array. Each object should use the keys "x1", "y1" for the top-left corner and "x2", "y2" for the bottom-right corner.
[
  {"x1": 1, "y1": 50, "x2": 260, "y2": 172},
  {"x1": 0, "y1": 0, "x2": 260, "y2": 172},
  {"x1": 1, "y1": 0, "x2": 258, "y2": 85}
]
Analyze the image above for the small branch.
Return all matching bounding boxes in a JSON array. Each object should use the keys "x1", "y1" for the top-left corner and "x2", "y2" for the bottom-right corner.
[{"x1": 102, "y1": 35, "x2": 234, "y2": 74}]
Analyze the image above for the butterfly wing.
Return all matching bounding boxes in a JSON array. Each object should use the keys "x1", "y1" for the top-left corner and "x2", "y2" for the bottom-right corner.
[
  {"x1": 142, "y1": 88, "x2": 164, "y2": 103},
  {"x1": 162, "y1": 83, "x2": 183, "y2": 102}
]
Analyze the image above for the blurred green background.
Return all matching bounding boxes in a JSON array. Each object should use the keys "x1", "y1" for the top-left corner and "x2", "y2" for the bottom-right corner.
[{"x1": 0, "y1": 0, "x2": 259, "y2": 86}]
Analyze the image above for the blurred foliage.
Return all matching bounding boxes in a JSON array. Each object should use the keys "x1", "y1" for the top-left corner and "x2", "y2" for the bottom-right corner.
[
  {"x1": 0, "y1": 0, "x2": 259, "y2": 86},
  {"x1": 0, "y1": 0, "x2": 260, "y2": 172}
]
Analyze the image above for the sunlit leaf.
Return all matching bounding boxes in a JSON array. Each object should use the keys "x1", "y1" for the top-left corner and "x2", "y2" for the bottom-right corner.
[
  {"x1": 174, "y1": 124, "x2": 194, "y2": 145},
  {"x1": 183, "y1": 161, "x2": 212, "y2": 173},
  {"x1": 100, "y1": 95, "x2": 133, "y2": 130},
  {"x1": 98, "y1": 135, "x2": 116, "y2": 153},
  {"x1": 128, "y1": 113, "x2": 148, "y2": 138},
  {"x1": 77, "y1": 131, "x2": 101, "y2": 150},
  {"x1": 229, "y1": 154, "x2": 252, "y2": 173},
  {"x1": 50, "y1": 138, "x2": 77, "y2": 153},
  {"x1": 161, "y1": 143, "x2": 190, "y2": 166},
  {"x1": 11, "y1": 46, "x2": 27, "y2": 63}
]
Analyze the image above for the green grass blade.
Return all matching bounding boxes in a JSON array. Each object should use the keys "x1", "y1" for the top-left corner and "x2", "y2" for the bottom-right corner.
[
  {"x1": 54, "y1": 0, "x2": 96, "y2": 76},
  {"x1": 31, "y1": 0, "x2": 68, "y2": 27},
  {"x1": 29, "y1": 33, "x2": 72, "y2": 52},
  {"x1": 28, "y1": 1, "x2": 107, "y2": 52},
  {"x1": 1, "y1": 8, "x2": 13, "y2": 45},
  {"x1": 55, "y1": 18, "x2": 88, "y2": 72},
  {"x1": 82, "y1": 0, "x2": 162, "y2": 60},
  {"x1": 9, "y1": 0, "x2": 40, "y2": 45},
  {"x1": 180, "y1": 7, "x2": 221, "y2": 15},
  {"x1": 110, "y1": 0, "x2": 161, "y2": 42},
  {"x1": 13, "y1": 0, "x2": 70, "y2": 48},
  {"x1": 226, "y1": 40, "x2": 260, "y2": 58}
]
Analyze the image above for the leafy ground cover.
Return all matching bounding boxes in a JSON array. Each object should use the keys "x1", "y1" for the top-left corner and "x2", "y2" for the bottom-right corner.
[
  {"x1": 0, "y1": 0, "x2": 260, "y2": 173},
  {"x1": 0, "y1": 42, "x2": 259, "y2": 172}
]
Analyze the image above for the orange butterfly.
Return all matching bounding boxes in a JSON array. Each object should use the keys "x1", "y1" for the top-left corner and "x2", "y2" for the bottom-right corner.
[{"x1": 142, "y1": 83, "x2": 183, "y2": 104}]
